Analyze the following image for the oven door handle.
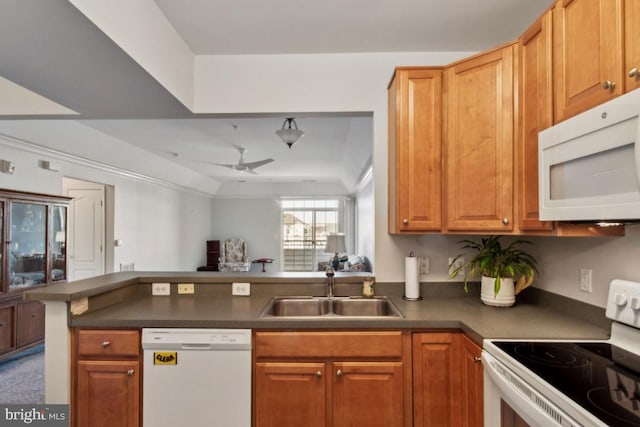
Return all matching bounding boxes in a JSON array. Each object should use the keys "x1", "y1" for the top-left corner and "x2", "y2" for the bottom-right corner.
[{"x1": 482, "y1": 350, "x2": 581, "y2": 427}]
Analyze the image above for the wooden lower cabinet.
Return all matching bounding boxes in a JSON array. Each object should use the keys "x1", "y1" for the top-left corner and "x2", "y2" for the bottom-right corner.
[
  {"x1": 73, "y1": 328, "x2": 141, "y2": 427},
  {"x1": 412, "y1": 332, "x2": 483, "y2": 427},
  {"x1": 76, "y1": 360, "x2": 140, "y2": 427},
  {"x1": 0, "y1": 303, "x2": 16, "y2": 354},
  {"x1": 17, "y1": 301, "x2": 45, "y2": 347},
  {"x1": 333, "y1": 361, "x2": 404, "y2": 427},
  {"x1": 254, "y1": 331, "x2": 409, "y2": 427},
  {"x1": 255, "y1": 362, "x2": 326, "y2": 427}
]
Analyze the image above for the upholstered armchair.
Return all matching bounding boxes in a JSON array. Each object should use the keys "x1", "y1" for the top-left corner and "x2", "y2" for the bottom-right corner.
[{"x1": 218, "y1": 238, "x2": 251, "y2": 272}]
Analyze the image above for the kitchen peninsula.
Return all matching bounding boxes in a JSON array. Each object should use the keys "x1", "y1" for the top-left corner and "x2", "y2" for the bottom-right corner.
[{"x1": 26, "y1": 272, "x2": 610, "y2": 426}]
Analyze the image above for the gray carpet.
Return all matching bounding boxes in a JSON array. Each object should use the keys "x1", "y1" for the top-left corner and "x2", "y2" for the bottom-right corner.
[{"x1": 0, "y1": 344, "x2": 45, "y2": 404}]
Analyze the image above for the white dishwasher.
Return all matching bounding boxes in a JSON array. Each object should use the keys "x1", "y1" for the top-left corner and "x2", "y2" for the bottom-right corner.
[{"x1": 142, "y1": 328, "x2": 252, "y2": 427}]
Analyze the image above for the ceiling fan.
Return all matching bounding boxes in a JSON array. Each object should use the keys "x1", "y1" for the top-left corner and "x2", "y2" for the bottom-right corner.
[{"x1": 197, "y1": 146, "x2": 274, "y2": 174}]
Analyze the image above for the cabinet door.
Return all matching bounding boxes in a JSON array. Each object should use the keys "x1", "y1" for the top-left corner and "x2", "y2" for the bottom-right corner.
[
  {"x1": 444, "y1": 45, "x2": 515, "y2": 231},
  {"x1": 76, "y1": 360, "x2": 140, "y2": 427},
  {"x1": 553, "y1": 0, "x2": 624, "y2": 122},
  {"x1": 389, "y1": 68, "x2": 443, "y2": 233},
  {"x1": 17, "y1": 300, "x2": 44, "y2": 347},
  {"x1": 518, "y1": 10, "x2": 554, "y2": 232},
  {"x1": 8, "y1": 202, "x2": 47, "y2": 290},
  {"x1": 333, "y1": 361, "x2": 404, "y2": 427},
  {"x1": 0, "y1": 303, "x2": 16, "y2": 354},
  {"x1": 626, "y1": 0, "x2": 640, "y2": 91},
  {"x1": 255, "y1": 362, "x2": 326, "y2": 427},
  {"x1": 412, "y1": 333, "x2": 462, "y2": 427},
  {"x1": 461, "y1": 335, "x2": 484, "y2": 427}
]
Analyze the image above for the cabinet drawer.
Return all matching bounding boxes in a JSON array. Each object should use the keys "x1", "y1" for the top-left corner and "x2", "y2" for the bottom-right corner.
[
  {"x1": 17, "y1": 301, "x2": 45, "y2": 346},
  {"x1": 77, "y1": 329, "x2": 140, "y2": 358},
  {"x1": 0, "y1": 304, "x2": 16, "y2": 354},
  {"x1": 255, "y1": 331, "x2": 403, "y2": 359}
]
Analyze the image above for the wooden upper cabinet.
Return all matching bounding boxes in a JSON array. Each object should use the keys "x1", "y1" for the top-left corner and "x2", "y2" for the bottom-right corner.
[
  {"x1": 518, "y1": 10, "x2": 554, "y2": 232},
  {"x1": 388, "y1": 68, "x2": 443, "y2": 233},
  {"x1": 626, "y1": 0, "x2": 640, "y2": 91},
  {"x1": 444, "y1": 44, "x2": 515, "y2": 232},
  {"x1": 553, "y1": 0, "x2": 625, "y2": 122}
]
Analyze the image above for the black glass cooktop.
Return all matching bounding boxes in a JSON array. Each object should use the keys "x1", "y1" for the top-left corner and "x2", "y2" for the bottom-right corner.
[{"x1": 495, "y1": 341, "x2": 640, "y2": 427}]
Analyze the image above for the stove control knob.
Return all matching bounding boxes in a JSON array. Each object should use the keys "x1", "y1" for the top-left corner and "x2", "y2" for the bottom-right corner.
[
  {"x1": 614, "y1": 293, "x2": 628, "y2": 307},
  {"x1": 630, "y1": 297, "x2": 640, "y2": 311}
]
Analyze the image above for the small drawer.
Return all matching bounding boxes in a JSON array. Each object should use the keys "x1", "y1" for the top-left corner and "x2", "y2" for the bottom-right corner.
[{"x1": 77, "y1": 329, "x2": 140, "y2": 358}]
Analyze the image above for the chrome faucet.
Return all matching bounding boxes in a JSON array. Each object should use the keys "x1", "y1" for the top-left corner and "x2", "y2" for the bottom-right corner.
[{"x1": 325, "y1": 267, "x2": 335, "y2": 298}]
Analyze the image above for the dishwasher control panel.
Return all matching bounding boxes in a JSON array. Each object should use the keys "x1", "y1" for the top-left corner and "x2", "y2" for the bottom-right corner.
[{"x1": 141, "y1": 328, "x2": 252, "y2": 350}]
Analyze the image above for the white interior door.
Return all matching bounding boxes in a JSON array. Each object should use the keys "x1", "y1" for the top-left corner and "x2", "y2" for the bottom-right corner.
[{"x1": 63, "y1": 178, "x2": 105, "y2": 281}]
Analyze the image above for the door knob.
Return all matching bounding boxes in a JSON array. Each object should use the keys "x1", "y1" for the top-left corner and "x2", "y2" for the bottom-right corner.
[
  {"x1": 501, "y1": 217, "x2": 509, "y2": 225},
  {"x1": 336, "y1": 369, "x2": 343, "y2": 377},
  {"x1": 629, "y1": 67, "x2": 639, "y2": 78},
  {"x1": 603, "y1": 80, "x2": 616, "y2": 90},
  {"x1": 101, "y1": 341, "x2": 111, "y2": 348},
  {"x1": 402, "y1": 219, "x2": 409, "y2": 225},
  {"x1": 474, "y1": 356, "x2": 482, "y2": 363},
  {"x1": 315, "y1": 371, "x2": 322, "y2": 378},
  {"x1": 127, "y1": 369, "x2": 135, "y2": 376}
]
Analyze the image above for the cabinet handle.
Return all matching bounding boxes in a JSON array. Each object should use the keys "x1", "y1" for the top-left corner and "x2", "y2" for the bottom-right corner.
[
  {"x1": 336, "y1": 369, "x2": 343, "y2": 377},
  {"x1": 474, "y1": 356, "x2": 482, "y2": 363},
  {"x1": 31, "y1": 314, "x2": 37, "y2": 318},
  {"x1": 127, "y1": 369, "x2": 134, "y2": 376},
  {"x1": 501, "y1": 217, "x2": 509, "y2": 225},
  {"x1": 402, "y1": 219, "x2": 409, "y2": 225},
  {"x1": 629, "y1": 67, "x2": 639, "y2": 78},
  {"x1": 315, "y1": 371, "x2": 322, "y2": 378},
  {"x1": 101, "y1": 341, "x2": 111, "y2": 348},
  {"x1": 603, "y1": 80, "x2": 616, "y2": 90}
]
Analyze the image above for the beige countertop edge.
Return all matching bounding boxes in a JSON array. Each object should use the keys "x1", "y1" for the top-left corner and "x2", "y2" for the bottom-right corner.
[{"x1": 24, "y1": 271, "x2": 372, "y2": 302}]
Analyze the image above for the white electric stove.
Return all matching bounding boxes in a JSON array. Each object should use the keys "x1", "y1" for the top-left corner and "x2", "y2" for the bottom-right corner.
[{"x1": 483, "y1": 279, "x2": 640, "y2": 427}]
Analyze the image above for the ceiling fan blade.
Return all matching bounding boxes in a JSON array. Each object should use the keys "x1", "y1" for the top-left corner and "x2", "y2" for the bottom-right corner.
[
  {"x1": 244, "y1": 158, "x2": 274, "y2": 170},
  {"x1": 193, "y1": 159, "x2": 236, "y2": 169}
]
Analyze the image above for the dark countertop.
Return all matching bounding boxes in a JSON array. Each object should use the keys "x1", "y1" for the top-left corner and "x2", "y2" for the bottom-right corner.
[{"x1": 26, "y1": 272, "x2": 611, "y2": 346}]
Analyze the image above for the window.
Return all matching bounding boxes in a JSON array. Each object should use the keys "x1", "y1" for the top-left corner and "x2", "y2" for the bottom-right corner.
[{"x1": 282, "y1": 199, "x2": 348, "y2": 272}]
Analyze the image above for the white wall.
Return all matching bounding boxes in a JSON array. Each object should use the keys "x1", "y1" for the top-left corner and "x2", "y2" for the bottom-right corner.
[
  {"x1": 210, "y1": 198, "x2": 281, "y2": 272},
  {"x1": 0, "y1": 140, "x2": 211, "y2": 272}
]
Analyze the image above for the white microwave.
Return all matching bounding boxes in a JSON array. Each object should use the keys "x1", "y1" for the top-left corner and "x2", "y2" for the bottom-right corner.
[{"x1": 539, "y1": 89, "x2": 640, "y2": 222}]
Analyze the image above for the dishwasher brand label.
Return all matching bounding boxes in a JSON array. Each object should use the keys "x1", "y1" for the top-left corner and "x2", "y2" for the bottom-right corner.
[{"x1": 153, "y1": 351, "x2": 177, "y2": 365}]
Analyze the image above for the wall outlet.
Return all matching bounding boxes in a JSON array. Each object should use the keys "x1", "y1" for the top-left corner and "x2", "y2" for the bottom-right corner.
[
  {"x1": 152, "y1": 282, "x2": 171, "y2": 296},
  {"x1": 448, "y1": 257, "x2": 465, "y2": 277},
  {"x1": 232, "y1": 282, "x2": 251, "y2": 296},
  {"x1": 418, "y1": 256, "x2": 430, "y2": 275},
  {"x1": 579, "y1": 268, "x2": 593, "y2": 293},
  {"x1": 178, "y1": 283, "x2": 194, "y2": 294}
]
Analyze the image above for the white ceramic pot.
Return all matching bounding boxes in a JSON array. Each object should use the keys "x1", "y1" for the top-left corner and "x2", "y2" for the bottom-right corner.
[{"x1": 480, "y1": 276, "x2": 515, "y2": 307}]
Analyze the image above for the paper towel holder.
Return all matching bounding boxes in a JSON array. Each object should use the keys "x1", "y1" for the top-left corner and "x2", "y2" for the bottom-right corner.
[{"x1": 403, "y1": 252, "x2": 423, "y2": 301}]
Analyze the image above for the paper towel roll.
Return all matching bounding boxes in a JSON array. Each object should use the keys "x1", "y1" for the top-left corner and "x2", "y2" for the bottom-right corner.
[{"x1": 404, "y1": 256, "x2": 421, "y2": 300}]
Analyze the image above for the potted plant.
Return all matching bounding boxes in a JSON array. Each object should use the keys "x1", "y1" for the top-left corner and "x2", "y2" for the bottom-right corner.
[{"x1": 449, "y1": 235, "x2": 537, "y2": 307}]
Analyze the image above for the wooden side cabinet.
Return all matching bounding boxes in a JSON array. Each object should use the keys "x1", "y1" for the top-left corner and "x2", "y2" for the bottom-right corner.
[
  {"x1": 444, "y1": 43, "x2": 516, "y2": 232},
  {"x1": 412, "y1": 332, "x2": 483, "y2": 427},
  {"x1": 254, "y1": 331, "x2": 410, "y2": 427},
  {"x1": 517, "y1": 9, "x2": 554, "y2": 233},
  {"x1": 388, "y1": 67, "x2": 443, "y2": 233},
  {"x1": 73, "y1": 329, "x2": 141, "y2": 427}
]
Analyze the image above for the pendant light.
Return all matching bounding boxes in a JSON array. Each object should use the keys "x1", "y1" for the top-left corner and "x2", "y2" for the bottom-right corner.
[{"x1": 276, "y1": 118, "x2": 304, "y2": 148}]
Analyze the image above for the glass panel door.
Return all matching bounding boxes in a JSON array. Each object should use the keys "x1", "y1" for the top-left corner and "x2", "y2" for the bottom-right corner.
[
  {"x1": 9, "y1": 202, "x2": 47, "y2": 290},
  {"x1": 50, "y1": 205, "x2": 67, "y2": 281}
]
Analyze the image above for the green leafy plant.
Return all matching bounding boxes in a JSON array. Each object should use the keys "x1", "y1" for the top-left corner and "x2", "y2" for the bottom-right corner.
[{"x1": 449, "y1": 236, "x2": 537, "y2": 296}]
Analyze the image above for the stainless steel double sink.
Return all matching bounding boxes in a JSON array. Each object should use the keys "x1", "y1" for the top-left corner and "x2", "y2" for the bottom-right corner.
[{"x1": 259, "y1": 296, "x2": 403, "y2": 318}]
